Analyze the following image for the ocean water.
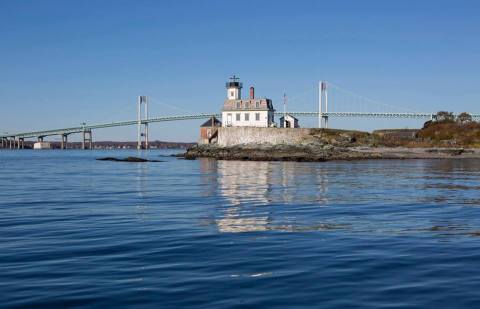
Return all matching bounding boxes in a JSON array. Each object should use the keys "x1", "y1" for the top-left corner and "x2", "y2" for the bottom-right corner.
[{"x1": 1, "y1": 150, "x2": 480, "y2": 308}]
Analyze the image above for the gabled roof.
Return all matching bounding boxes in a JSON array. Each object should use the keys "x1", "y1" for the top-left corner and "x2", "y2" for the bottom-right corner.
[
  {"x1": 279, "y1": 114, "x2": 298, "y2": 120},
  {"x1": 200, "y1": 117, "x2": 222, "y2": 127}
]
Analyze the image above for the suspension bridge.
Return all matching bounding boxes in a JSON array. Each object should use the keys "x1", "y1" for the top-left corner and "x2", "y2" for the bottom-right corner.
[{"x1": 1, "y1": 81, "x2": 478, "y2": 149}]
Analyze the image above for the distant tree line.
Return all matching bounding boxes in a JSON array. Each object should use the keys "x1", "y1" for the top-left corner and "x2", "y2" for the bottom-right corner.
[{"x1": 423, "y1": 111, "x2": 475, "y2": 129}]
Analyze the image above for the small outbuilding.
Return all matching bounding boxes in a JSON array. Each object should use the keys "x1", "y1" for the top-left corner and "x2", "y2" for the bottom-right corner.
[
  {"x1": 279, "y1": 114, "x2": 299, "y2": 128},
  {"x1": 199, "y1": 117, "x2": 222, "y2": 144}
]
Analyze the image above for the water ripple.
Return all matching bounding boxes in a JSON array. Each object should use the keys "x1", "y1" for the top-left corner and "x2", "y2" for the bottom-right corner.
[{"x1": 1, "y1": 150, "x2": 480, "y2": 307}]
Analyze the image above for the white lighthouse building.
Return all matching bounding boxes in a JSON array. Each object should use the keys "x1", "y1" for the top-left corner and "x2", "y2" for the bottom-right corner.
[{"x1": 221, "y1": 76, "x2": 275, "y2": 127}]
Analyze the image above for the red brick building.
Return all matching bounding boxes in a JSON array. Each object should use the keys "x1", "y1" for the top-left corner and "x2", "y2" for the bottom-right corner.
[{"x1": 199, "y1": 117, "x2": 222, "y2": 144}]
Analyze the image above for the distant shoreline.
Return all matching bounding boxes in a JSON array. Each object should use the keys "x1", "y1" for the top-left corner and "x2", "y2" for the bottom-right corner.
[{"x1": 7, "y1": 141, "x2": 195, "y2": 150}]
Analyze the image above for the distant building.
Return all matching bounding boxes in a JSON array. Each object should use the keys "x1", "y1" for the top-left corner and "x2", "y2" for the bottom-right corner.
[
  {"x1": 279, "y1": 114, "x2": 299, "y2": 128},
  {"x1": 33, "y1": 142, "x2": 51, "y2": 149},
  {"x1": 221, "y1": 76, "x2": 275, "y2": 127},
  {"x1": 199, "y1": 116, "x2": 222, "y2": 144}
]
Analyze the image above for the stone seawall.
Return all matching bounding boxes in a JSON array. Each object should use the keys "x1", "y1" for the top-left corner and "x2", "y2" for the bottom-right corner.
[
  {"x1": 217, "y1": 127, "x2": 312, "y2": 146},
  {"x1": 217, "y1": 127, "x2": 370, "y2": 147}
]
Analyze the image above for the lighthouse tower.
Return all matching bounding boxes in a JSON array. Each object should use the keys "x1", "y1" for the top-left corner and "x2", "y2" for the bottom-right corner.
[{"x1": 226, "y1": 75, "x2": 242, "y2": 100}]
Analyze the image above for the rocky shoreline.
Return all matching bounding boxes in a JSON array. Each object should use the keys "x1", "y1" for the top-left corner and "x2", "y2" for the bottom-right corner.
[{"x1": 184, "y1": 144, "x2": 480, "y2": 162}]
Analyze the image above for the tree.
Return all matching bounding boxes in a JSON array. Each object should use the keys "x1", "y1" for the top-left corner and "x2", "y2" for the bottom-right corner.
[
  {"x1": 457, "y1": 112, "x2": 473, "y2": 124},
  {"x1": 435, "y1": 111, "x2": 455, "y2": 122},
  {"x1": 422, "y1": 120, "x2": 433, "y2": 129}
]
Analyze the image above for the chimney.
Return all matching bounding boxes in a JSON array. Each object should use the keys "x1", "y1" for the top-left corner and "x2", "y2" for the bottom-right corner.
[{"x1": 249, "y1": 87, "x2": 255, "y2": 99}]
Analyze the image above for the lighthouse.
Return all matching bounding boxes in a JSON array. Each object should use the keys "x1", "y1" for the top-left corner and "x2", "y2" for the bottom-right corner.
[
  {"x1": 221, "y1": 76, "x2": 275, "y2": 127},
  {"x1": 226, "y1": 75, "x2": 242, "y2": 100}
]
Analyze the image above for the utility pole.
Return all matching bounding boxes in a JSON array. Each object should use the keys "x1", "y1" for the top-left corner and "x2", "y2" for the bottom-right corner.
[
  {"x1": 319, "y1": 81, "x2": 329, "y2": 129},
  {"x1": 324, "y1": 82, "x2": 329, "y2": 129},
  {"x1": 283, "y1": 92, "x2": 287, "y2": 128},
  {"x1": 319, "y1": 81, "x2": 322, "y2": 128}
]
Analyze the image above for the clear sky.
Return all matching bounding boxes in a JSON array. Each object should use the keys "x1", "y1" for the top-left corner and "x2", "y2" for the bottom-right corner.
[{"x1": 1, "y1": 0, "x2": 479, "y2": 142}]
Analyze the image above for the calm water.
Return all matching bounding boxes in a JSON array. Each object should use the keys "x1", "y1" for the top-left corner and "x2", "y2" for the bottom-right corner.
[{"x1": 1, "y1": 150, "x2": 480, "y2": 308}]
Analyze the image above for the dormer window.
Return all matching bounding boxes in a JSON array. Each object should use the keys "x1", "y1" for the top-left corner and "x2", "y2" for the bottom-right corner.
[
  {"x1": 236, "y1": 102, "x2": 241, "y2": 109},
  {"x1": 255, "y1": 101, "x2": 260, "y2": 108}
]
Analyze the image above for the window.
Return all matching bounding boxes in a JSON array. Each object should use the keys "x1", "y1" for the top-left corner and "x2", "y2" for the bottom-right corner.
[
  {"x1": 245, "y1": 113, "x2": 249, "y2": 121},
  {"x1": 255, "y1": 101, "x2": 260, "y2": 108},
  {"x1": 236, "y1": 113, "x2": 240, "y2": 121},
  {"x1": 236, "y1": 102, "x2": 241, "y2": 109},
  {"x1": 255, "y1": 113, "x2": 260, "y2": 121},
  {"x1": 226, "y1": 113, "x2": 232, "y2": 126},
  {"x1": 244, "y1": 102, "x2": 248, "y2": 109}
]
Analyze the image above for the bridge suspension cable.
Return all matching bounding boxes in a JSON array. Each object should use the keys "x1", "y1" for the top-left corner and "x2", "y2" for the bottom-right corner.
[
  {"x1": 326, "y1": 82, "x2": 421, "y2": 114},
  {"x1": 147, "y1": 96, "x2": 194, "y2": 115}
]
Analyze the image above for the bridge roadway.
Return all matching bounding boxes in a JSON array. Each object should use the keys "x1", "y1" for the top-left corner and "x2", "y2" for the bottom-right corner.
[{"x1": 1, "y1": 112, "x2": 479, "y2": 147}]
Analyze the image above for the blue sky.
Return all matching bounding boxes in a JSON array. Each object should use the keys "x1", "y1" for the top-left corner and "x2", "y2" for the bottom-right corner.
[{"x1": 1, "y1": 0, "x2": 479, "y2": 141}]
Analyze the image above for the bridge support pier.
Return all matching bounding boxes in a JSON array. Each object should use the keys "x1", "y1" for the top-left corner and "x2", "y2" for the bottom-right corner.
[
  {"x1": 38, "y1": 136, "x2": 44, "y2": 143},
  {"x1": 61, "y1": 134, "x2": 68, "y2": 149},
  {"x1": 19, "y1": 138, "x2": 24, "y2": 149},
  {"x1": 82, "y1": 130, "x2": 93, "y2": 150}
]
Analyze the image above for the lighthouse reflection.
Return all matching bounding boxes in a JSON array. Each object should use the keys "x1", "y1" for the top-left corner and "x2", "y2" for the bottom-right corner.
[
  {"x1": 199, "y1": 159, "x2": 331, "y2": 232},
  {"x1": 215, "y1": 160, "x2": 272, "y2": 233}
]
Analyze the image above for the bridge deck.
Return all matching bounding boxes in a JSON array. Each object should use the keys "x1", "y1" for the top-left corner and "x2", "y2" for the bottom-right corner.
[{"x1": 1, "y1": 112, "x2": 479, "y2": 139}]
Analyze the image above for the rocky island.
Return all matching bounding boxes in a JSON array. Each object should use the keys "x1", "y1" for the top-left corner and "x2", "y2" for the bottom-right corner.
[{"x1": 185, "y1": 114, "x2": 480, "y2": 162}]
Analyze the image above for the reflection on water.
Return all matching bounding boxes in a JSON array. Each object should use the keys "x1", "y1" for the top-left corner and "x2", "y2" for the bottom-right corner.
[
  {"x1": 201, "y1": 159, "x2": 342, "y2": 233},
  {"x1": 216, "y1": 160, "x2": 273, "y2": 205},
  {"x1": 199, "y1": 158, "x2": 480, "y2": 234},
  {"x1": 3, "y1": 151, "x2": 480, "y2": 308},
  {"x1": 201, "y1": 159, "x2": 333, "y2": 206},
  {"x1": 200, "y1": 160, "x2": 272, "y2": 232}
]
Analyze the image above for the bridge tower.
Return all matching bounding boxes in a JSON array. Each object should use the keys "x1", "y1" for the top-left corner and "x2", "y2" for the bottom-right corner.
[
  {"x1": 137, "y1": 95, "x2": 149, "y2": 150},
  {"x1": 318, "y1": 81, "x2": 329, "y2": 128}
]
